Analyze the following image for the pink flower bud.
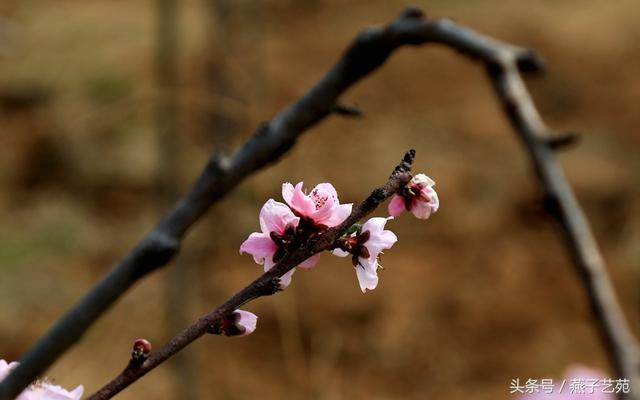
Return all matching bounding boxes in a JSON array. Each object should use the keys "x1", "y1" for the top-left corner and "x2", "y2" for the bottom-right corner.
[
  {"x1": 388, "y1": 173, "x2": 439, "y2": 219},
  {"x1": 221, "y1": 310, "x2": 258, "y2": 337}
]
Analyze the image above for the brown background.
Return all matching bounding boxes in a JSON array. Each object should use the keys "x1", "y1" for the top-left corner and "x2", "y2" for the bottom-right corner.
[{"x1": 0, "y1": 1, "x2": 638, "y2": 399}]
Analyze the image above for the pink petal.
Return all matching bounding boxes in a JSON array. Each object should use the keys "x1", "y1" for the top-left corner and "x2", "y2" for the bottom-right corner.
[
  {"x1": 282, "y1": 182, "x2": 295, "y2": 204},
  {"x1": 68, "y1": 386, "x2": 84, "y2": 400},
  {"x1": 412, "y1": 173, "x2": 435, "y2": 187},
  {"x1": 355, "y1": 262, "x2": 379, "y2": 293},
  {"x1": 364, "y1": 229, "x2": 398, "y2": 259},
  {"x1": 21, "y1": 383, "x2": 84, "y2": 400},
  {"x1": 307, "y1": 183, "x2": 339, "y2": 220},
  {"x1": 234, "y1": 310, "x2": 258, "y2": 337},
  {"x1": 410, "y1": 199, "x2": 434, "y2": 219},
  {"x1": 387, "y1": 194, "x2": 406, "y2": 217},
  {"x1": 0, "y1": 360, "x2": 19, "y2": 383},
  {"x1": 321, "y1": 203, "x2": 353, "y2": 227},
  {"x1": 361, "y1": 217, "x2": 399, "y2": 256},
  {"x1": 259, "y1": 199, "x2": 299, "y2": 235},
  {"x1": 282, "y1": 182, "x2": 315, "y2": 216},
  {"x1": 299, "y1": 253, "x2": 321, "y2": 269},
  {"x1": 361, "y1": 216, "x2": 390, "y2": 235},
  {"x1": 278, "y1": 268, "x2": 296, "y2": 288},
  {"x1": 332, "y1": 248, "x2": 350, "y2": 258},
  {"x1": 312, "y1": 182, "x2": 338, "y2": 200},
  {"x1": 422, "y1": 186, "x2": 439, "y2": 213},
  {"x1": 240, "y1": 233, "x2": 277, "y2": 265},
  {"x1": 309, "y1": 195, "x2": 336, "y2": 222}
]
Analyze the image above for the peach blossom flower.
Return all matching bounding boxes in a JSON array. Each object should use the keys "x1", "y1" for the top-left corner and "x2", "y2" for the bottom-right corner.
[
  {"x1": 0, "y1": 360, "x2": 84, "y2": 400},
  {"x1": 282, "y1": 182, "x2": 352, "y2": 228},
  {"x1": 388, "y1": 173, "x2": 439, "y2": 219},
  {"x1": 240, "y1": 199, "x2": 319, "y2": 288},
  {"x1": 333, "y1": 217, "x2": 397, "y2": 292}
]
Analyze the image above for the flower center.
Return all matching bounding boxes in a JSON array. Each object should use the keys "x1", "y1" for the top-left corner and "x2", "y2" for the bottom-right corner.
[
  {"x1": 311, "y1": 188, "x2": 329, "y2": 210},
  {"x1": 269, "y1": 223, "x2": 297, "y2": 263},
  {"x1": 340, "y1": 231, "x2": 371, "y2": 267}
]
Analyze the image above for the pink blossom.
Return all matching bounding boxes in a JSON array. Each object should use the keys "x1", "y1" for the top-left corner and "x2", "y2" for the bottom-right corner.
[
  {"x1": 333, "y1": 217, "x2": 397, "y2": 292},
  {"x1": 518, "y1": 365, "x2": 614, "y2": 400},
  {"x1": 240, "y1": 199, "x2": 319, "y2": 288},
  {"x1": 219, "y1": 310, "x2": 258, "y2": 337},
  {"x1": 18, "y1": 384, "x2": 84, "y2": 400},
  {"x1": 282, "y1": 182, "x2": 352, "y2": 227},
  {"x1": 0, "y1": 359, "x2": 19, "y2": 381},
  {"x1": 0, "y1": 360, "x2": 84, "y2": 400},
  {"x1": 233, "y1": 310, "x2": 258, "y2": 337},
  {"x1": 388, "y1": 173, "x2": 439, "y2": 219}
]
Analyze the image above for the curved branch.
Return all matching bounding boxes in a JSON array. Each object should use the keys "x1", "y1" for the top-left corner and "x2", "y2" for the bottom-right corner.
[
  {"x1": 86, "y1": 150, "x2": 415, "y2": 399},
  {"x1": 485, "y1": 60, "x2": 640, "y2": 398}
]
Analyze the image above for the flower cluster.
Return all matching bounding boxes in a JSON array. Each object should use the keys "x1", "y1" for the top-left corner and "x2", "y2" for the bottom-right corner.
[
  {"x1": 0, "y1": 360, "x2": 83, "y2": 400},
  {"x1": 241, "y1": 175, "x2": 439, "y2": 293}
]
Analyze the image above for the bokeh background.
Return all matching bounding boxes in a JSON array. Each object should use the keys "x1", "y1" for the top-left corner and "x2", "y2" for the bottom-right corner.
[{"x1": 1, "y1": 1, "x2": 639, "y2": 399}]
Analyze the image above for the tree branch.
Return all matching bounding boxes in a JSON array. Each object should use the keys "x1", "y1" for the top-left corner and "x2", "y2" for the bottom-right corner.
[
  {"x1": 1, "y1": 6, "x2": 638, "y2": 399},
  {"x1": 485, "y1": 59, "x2": 640, "y2": 398},
  {"x1": 86, "y1": 150, "x2": 415, "y2": 399}
]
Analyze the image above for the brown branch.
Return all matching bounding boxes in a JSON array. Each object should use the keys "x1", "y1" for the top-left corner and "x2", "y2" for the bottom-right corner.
[
  {"x1": 86, "y1": 150, "x2": 415, "y2": 399},
  {"x1": 1, "y1": 6, "x2": 638, "y2": 399},
  {"x1": 485, "y1": 59, "x2": 640, "y2": 397}
]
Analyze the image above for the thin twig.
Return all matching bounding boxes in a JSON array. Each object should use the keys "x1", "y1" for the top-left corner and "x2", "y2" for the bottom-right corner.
[
  {"x1": 86, "y1": 150, "x2": 415, "y2": 399},
  {"x1": 1, "y1": 7, "x2": 638, "y2": 399}
]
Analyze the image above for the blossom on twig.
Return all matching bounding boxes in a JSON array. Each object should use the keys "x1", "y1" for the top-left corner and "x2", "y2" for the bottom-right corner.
[
  {"x1": 240, "y1": 199, "x2": 320, "y2": 288},
  {"x1": 0, "y1": 359, "x2": 83, "y2": 400},
  {"x1": 333, "y1": 217, "x2": 398, "y2": 292},
  {"x1": 388, "y1": 173, "x2": 439, "y2": 219},
  {"x1": 282, "y1": 182, "x2": 352, "y2": 228}
]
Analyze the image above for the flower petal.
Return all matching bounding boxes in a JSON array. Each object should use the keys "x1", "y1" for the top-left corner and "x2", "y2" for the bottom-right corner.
[
  {"x1": 321, "y1": 203, "x2": 352, "y2": 227},
  {"x1": 22, "y1": 382, "x2": 84, "y2": 400},
  {"x1": 0, "y1": 360, "x2": 18, "y2": 381},
  {"x1": 311, "y1": 182, "x2": 338, "y2": 200},
  {"x1": 361, "y1": 216, "x2": 390, "y2": 235},
  {"x1": 240, "y1": 233, "x2": 277, "y2": 265},
  {"x1": 365, "y1": 230, "x2": 398, "y2": 259},
  {"x1": 355, "y1": 263, "x2": 379, "y2": 293},
  {"x1": 278, "y1": 268, "x2": 296, "y2": 288},
  {"x1": 283, "y1": 182, "x2": 315, "y2": 216},
  {"x1": 424, "y1": 186, "x2": 439, "y2": 213},
  {"x1": 387, "y1": 194, "x2": 406, "y2": 217},
  {"x1": 332, "y1": 248, "x2": 350, "y2": 258},
  {"x1": 259, "y1": 199, "x2": 299, "y2": 235},
  {"x1": 234, "y1": 310, "x2": 258, "y2": 337},
  {"x1": 413, "y1": 173, "x2": 436, "y2": 188},
  {"x1": 299, "y1": 253, "x2": 321, "y2": 269},
  {"x1": 410, "y1": 199, "x2": 434, "y2": 219}
]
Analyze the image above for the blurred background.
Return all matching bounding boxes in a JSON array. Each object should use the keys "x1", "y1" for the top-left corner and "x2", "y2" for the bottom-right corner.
[{"x1": 0, "y1": 0, "x2": 639, "y2": 399}]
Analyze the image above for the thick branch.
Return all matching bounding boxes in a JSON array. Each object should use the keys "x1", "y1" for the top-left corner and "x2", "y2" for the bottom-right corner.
[{"x1": 87, "y1": 150, "x2": 414, "y2": 399}]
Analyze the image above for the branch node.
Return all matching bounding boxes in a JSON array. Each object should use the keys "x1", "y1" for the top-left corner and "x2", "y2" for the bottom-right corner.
[
  {"x1": 132, "y1": 233, "x2": 181, "y2": 276},
  {"x1": 516, "y1": 49, "x2": 545, "y2": 73},
  {"x1": 545, "y1": 131, "x2": 579, "y2": 150},
  {"x1": 400, "y1": 6, "x2": 426, "y2": 20},
  {"x1": 331, "y1": 102, "x2": 363, "y2": 117}
]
